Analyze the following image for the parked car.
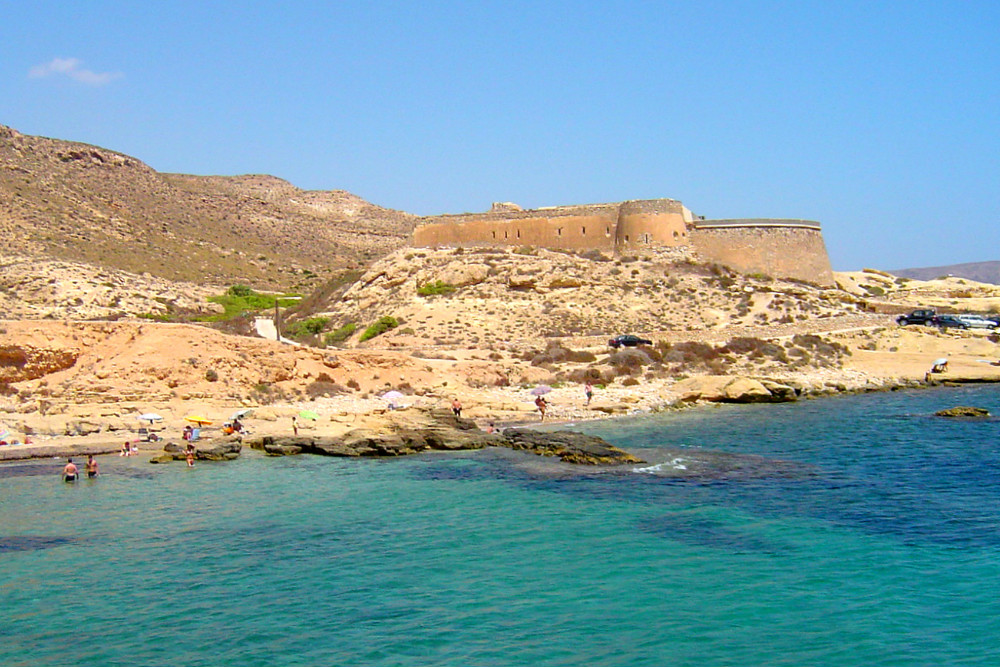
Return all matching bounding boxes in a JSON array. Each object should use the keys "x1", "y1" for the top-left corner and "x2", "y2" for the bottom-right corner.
[
  {"x1": 957, "y1": 315, "x2": 1000, "y2": 329},
  {"x1": 896, "y1": 309, "x2": 937, "y2": 326},
  {"x1": 608, "y1": 334, "x2": 653, "y2": 348},
  {"x1": 931, "y1": 315, "x2": 970, "y2": 330}
]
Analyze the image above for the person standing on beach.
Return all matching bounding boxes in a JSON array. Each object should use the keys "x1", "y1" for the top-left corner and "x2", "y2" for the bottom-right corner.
[
  {"x1": 585, "y1": 382, "x2": 594, "y2": 406},
  {"x1": 62, "y1": 459, "x2": 78, "y2": 482},
  {"x1": 292, "y1": 415, "x2": 299, "y2": 435},
  {"x1": 86, "y1": 455, "x2": 98, "y2": 478},
  {"x1": 452, "y1": 398, "x2": 462, "y2": 418}
]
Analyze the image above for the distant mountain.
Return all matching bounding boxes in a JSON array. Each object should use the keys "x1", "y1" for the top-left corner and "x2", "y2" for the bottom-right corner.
[
  {"x1": 0, "y1": 124, "x2": 415, "y2": 292},
  {"x1": 892, "y1": 261, "x2": 1000, "y2": 285}
]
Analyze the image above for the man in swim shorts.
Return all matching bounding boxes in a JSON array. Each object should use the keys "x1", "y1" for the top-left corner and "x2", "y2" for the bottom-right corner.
[
  {"x1": 86, "y1": 455, "x2": 98, "y2": 478},
  {"x1": 62, "y1": 459, "x2": 78, "y2": 482}
]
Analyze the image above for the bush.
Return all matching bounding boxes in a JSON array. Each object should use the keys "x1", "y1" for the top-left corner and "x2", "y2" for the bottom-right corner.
[
  {"x1": 324, "y1": 323, "x2": 357, "y2": 344},
  {"x1": 228, "y1": 284, "x2": 253, "y2": 297},
  {"x1": 287, "y1": 316, "x2": 331, "y2": 337},
  {"x1": 417, "y1": 280, "x2": 456, "y2": 296},
  {"x1": 360, "y1": 316, "x2": 399, "y2": 342},
  {"x1": 204, "y1": 369, "x2": 219, "y2": 382}
]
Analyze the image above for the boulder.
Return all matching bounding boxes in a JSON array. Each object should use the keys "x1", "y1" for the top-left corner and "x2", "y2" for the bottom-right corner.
[
  {"x1": 934, "y1": 406, "x2": 991, "y2": 418},
  {"x1": 438, "y1": 263, "x2": 489, "y2": 287}
]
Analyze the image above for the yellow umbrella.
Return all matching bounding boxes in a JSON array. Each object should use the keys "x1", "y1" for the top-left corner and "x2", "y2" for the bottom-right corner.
[{"x1": 185, "y1": 416, "x2": 213, "y2": 425}]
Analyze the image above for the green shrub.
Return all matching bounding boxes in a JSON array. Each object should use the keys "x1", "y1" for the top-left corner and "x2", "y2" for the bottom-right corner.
[
  {"x1": 228, "y1": 284, "x2": 253, "y2": 297},
  {"x1": 417, "y1": 280, "x2": 457, "y2": 296},
  {"x1": 324, "y1": 323, "x2": 357, "y2": 344},
  {"x1": 287, "y1": 316, "x2": 330, "y2": 337},
  {"x1": 360, "y1": 316, "x2": 399, "y2": 342}
]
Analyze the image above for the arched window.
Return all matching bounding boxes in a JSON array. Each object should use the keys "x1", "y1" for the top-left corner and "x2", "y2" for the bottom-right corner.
[{"x1": 624, "y1": 235, "x2": 630, "y2": 243}]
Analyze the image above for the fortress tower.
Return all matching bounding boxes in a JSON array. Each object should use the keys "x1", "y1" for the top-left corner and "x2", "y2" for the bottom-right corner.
[{"x1": 412, "y1": 198, "x2": 835, "y2": 287}]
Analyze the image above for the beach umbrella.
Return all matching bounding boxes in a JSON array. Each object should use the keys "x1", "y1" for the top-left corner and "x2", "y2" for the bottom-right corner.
[
  {"x1": 381, "y1": 391, "x2": 404, "y2": 402},
  {"x1": 0, "y1": 430, "x2": 9, "y2": 441},
  {"x1": 530, "y1": 385, "x2": 552, "y2": 396},
  {"x1": 230, "y1": 408, "x2": 254, "y2": 421},
  {"x1": 185, "y1": 415, "x2": 213, "y2": 425},
  {"x1": 298, "y1": 410, "x2": 319, "y2": 421},
  {"x1": 933, "y1": 358, "x2": 949, "y2": 366},
  {"x1": 139, "y1": 413, "x2": 164, "y2": 422}
]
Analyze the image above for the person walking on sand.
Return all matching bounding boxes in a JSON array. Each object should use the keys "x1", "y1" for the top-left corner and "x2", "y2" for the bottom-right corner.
[
  {"x1": 535, "y1": 396, "x2": 547, "y2": 421},
  {"x1": 86, "y1": 455, "x2": 98, "y2": 478},
  {"x1": 585, "y1": 382, "x2": 594, "y2": 406},
  {"x1": 62, "y1": 459, "x2": 78, "y2": 482},
  {"x1": 452, "y1": 398, "x2": 462, "y2": 418}
]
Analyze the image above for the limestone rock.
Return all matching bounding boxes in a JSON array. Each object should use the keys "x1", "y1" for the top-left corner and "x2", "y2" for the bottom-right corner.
[
  {"x1": 438, "y1": 263, "x2": 489, "y2": 287},
  {"x1": 501, "y1": 429, "x2": 644, "y2": 465},
  {"x1": 934, "y1": 406, "x2": 991, "y2": 418}
]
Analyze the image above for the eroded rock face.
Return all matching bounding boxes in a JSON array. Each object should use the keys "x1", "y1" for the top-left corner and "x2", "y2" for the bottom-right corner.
[
  {"x1": 0, "y1": 345, "x2": 78, "y2": 382},
  {"x1": 674, "y1": 376, "x2": 798, "y2": 404}
]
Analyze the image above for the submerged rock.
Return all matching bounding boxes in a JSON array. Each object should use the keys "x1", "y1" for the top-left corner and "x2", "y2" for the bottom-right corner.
[
  {"x1": 501, "y1": 429, "x2": 644, "y2": 465},
  {"x1": 934, "y1": 406, "x2": 991, "y2": 418}
]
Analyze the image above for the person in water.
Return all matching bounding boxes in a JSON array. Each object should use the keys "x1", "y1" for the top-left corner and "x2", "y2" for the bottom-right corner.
[
  {"x1": 86, "y1": 455, "x2": 98, "y2": 478},
  {"x1": 62, "y1": 459, "x2": 78, "y2": 482}
]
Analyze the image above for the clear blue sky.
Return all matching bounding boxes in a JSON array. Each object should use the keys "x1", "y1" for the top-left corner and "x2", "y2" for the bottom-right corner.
[{"x1": 2, "y1": 1, "x2": 998, "y2": 270}]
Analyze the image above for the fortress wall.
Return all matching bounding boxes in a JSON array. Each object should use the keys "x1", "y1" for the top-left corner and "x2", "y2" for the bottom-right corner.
[
  {"x1": 689, "y1": 220, "x2": 835, "y2": 286},
  {"x1": 413, "y1": 205, "x2": 619, "y2": 250},
  {"x1": 615, "y1": 199, "x2": 690, "y2": 249}
]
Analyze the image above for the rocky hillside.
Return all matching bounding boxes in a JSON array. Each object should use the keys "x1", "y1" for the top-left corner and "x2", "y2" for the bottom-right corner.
[
  {"x1": 295, "y1": 245, "x2": 868, "y2": 353},
  {"x1": 0, "y1": 124, "x2": 415, "y2": 293}
]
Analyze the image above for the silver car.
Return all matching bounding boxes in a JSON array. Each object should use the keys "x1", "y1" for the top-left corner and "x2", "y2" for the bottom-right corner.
[{"x1": 957, "y1": 315, "x2": 998, "y2": 329}]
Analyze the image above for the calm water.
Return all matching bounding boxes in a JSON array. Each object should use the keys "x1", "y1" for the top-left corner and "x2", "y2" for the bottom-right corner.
[{"x1": 3, "y1": 385, "x2": 1000, "y2": 666}]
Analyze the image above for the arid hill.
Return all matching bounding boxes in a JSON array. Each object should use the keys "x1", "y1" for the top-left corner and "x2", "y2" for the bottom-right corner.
[{"x1": 0, "y1": 124, "x2": 415, "y2": 293}]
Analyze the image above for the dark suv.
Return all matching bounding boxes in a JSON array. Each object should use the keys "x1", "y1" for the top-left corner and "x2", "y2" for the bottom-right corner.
[
  {"x1": 608, "y1": 334, "x2": 653, "y2": 348},
  {"x1": 896, "y1": 309, "x2": 937, "y2": 326}
]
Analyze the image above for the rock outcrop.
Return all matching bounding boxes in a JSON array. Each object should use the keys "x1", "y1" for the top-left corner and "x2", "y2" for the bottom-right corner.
[
  {"x1": 673, "y1": 376, "x2": 799, "y2": 404},
  {"x1": 246, "y1": 407, "x2": 642, "y2": 465},
  {"x1": 934, "y1": 406, "x2": 991, "y2": 418}
]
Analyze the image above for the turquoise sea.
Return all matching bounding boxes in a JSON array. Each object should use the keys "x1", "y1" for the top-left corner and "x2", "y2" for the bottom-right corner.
[{"x1": 3, "y1": 385, "x2": 1000, "y2": 666}]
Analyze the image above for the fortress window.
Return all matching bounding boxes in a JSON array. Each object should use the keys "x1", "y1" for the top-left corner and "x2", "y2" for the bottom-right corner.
[
  {"x1": 606, "y1": 226, "x2": 611, "y2": 236},
  {"x1": 492, "y1": 231, "x2": 497, "y2": 240},
  {"x1": 516, "y1": 229, "x2": 521, "y2": 239},
  {"x1": 673, "y1": 231, "x2": 679, "y2": 239},
  {"x1": 504, "y1": 231, "x2": 508, "y2": 239},
  {"x1": 624, "y1": 235, "x2": 630, "y2": 243},
  {"x1": 581, "y1": 226, "x2": 586, "y2": 235},
  {"x1": 557, "y1": 227, "x2": 562, "y2": 237}
]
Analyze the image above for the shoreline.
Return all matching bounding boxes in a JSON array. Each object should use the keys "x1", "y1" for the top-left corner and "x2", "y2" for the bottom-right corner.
[{"x1": 4, "y1": 372, "x2": 997, "y2": 464}]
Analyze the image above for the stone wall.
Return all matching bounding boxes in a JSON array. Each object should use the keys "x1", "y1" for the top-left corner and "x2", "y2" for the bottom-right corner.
[
  {"x1": 413, "y1": 204, "x2": 620, "y2": 251},
  {"x1": 690, "y1": 220, "x2": 835, "y2": 286}
]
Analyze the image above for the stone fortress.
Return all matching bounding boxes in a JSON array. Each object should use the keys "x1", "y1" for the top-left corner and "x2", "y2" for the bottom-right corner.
[{"x1": 412, "y1": 198, "x2": 835, "y2": 287}]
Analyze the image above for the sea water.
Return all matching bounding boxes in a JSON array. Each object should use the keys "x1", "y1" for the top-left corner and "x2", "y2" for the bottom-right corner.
[{"x1": 3, "y1": 385, "x2": 1000, "y2": 666}]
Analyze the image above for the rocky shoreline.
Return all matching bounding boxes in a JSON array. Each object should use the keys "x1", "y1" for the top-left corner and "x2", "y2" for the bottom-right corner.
[{"x1": 3, "y1": 370, "x2": 995, "y2": 466}]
